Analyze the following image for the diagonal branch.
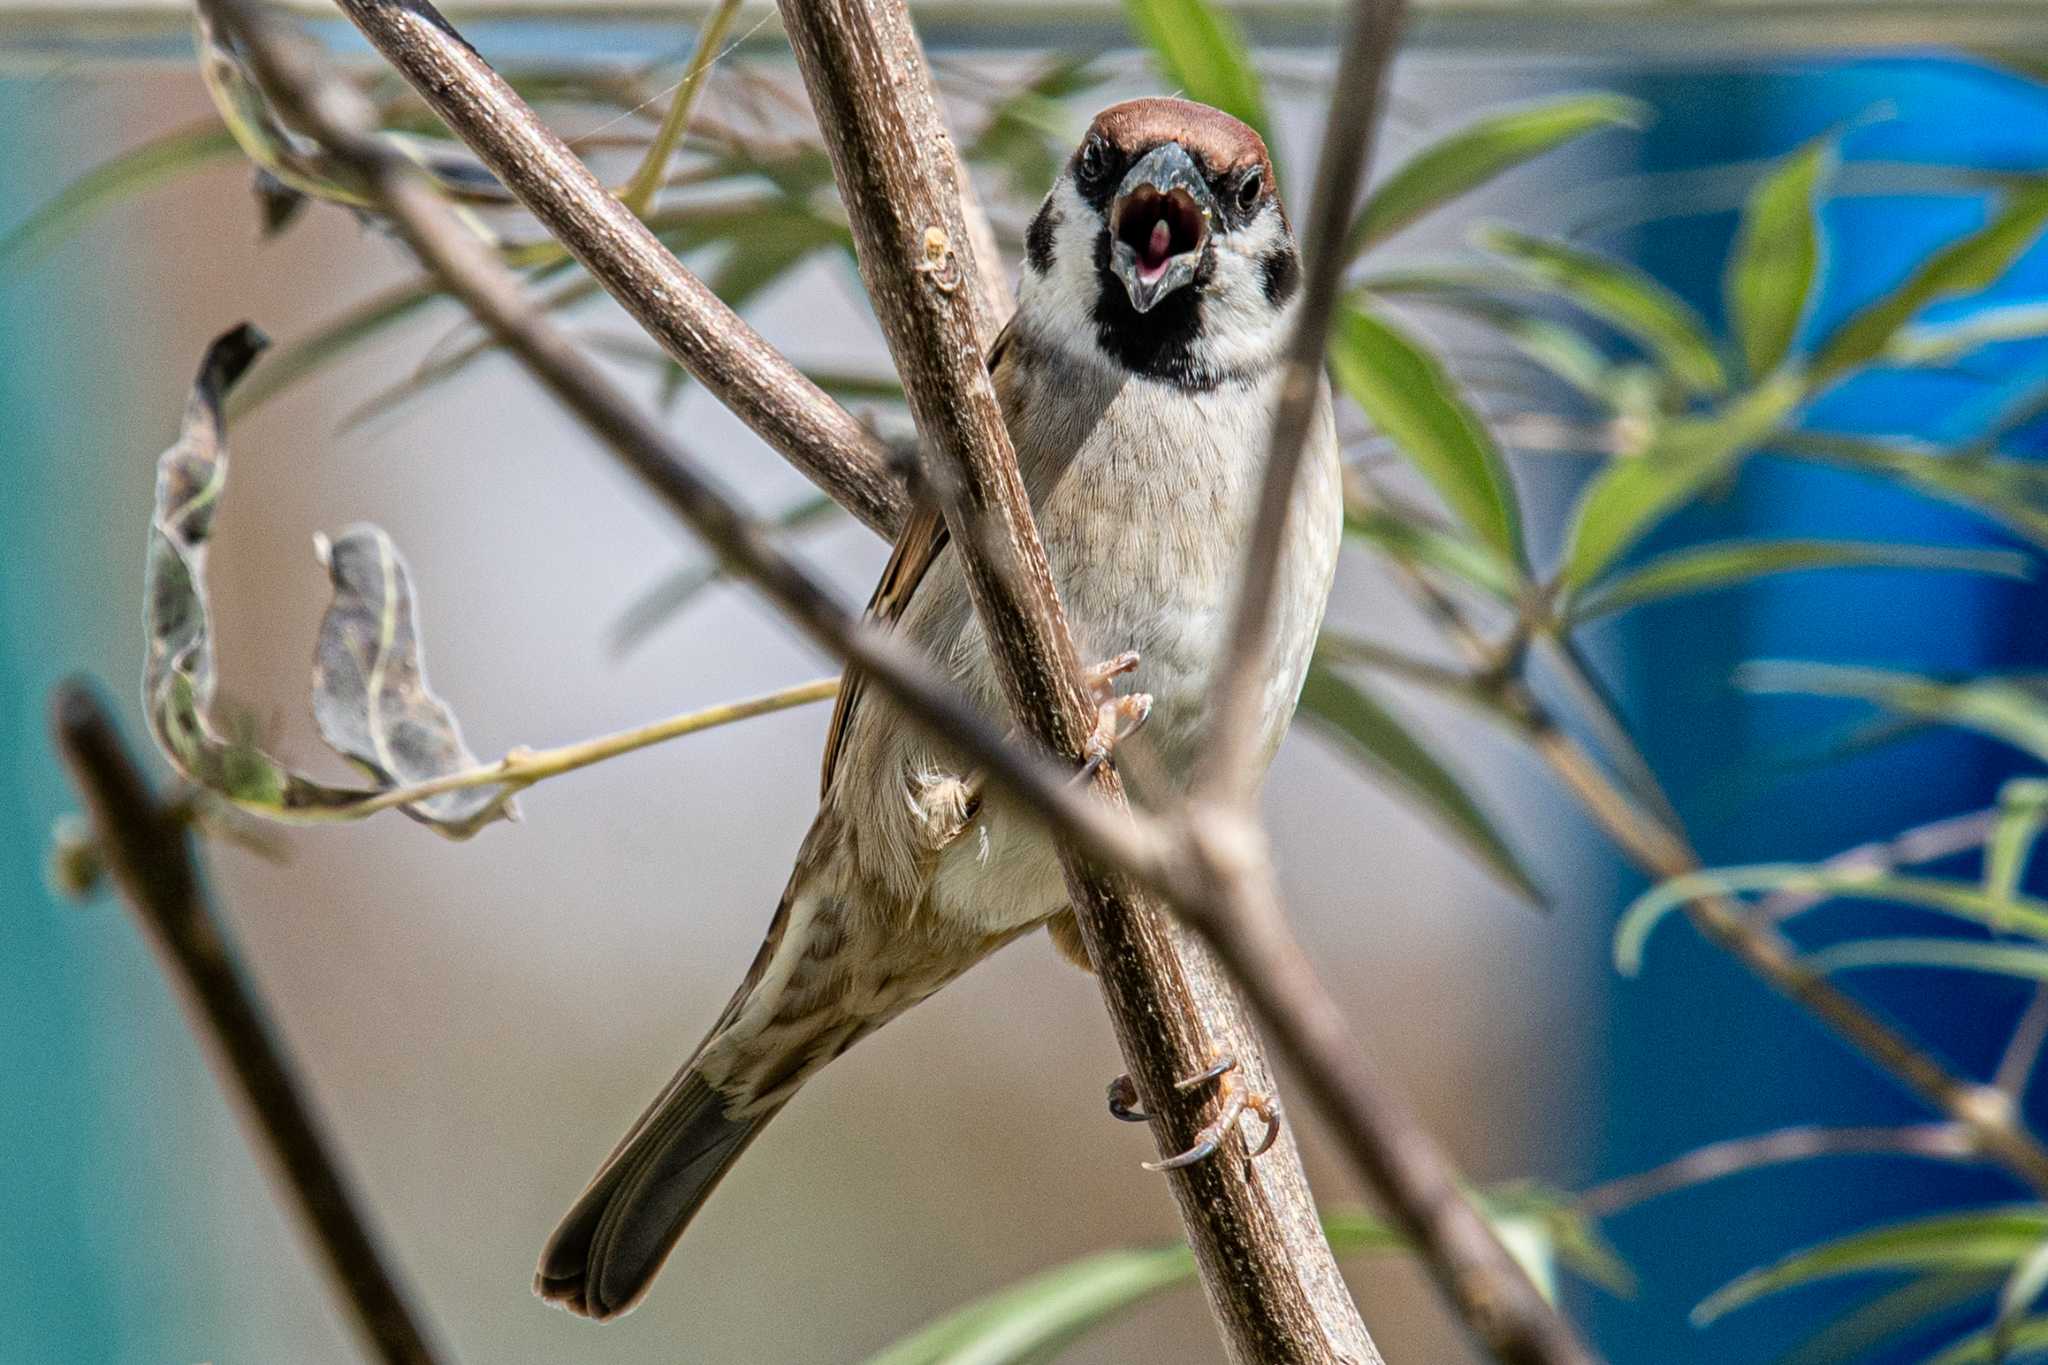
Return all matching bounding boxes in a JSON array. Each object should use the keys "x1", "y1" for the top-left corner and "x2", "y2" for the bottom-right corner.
[
  {"x1": 237, "y1": 3, "x2": 1594, "y2": 1359},
  {"x1": 328, "y1": 0, "x2": 908, "y2": 538},
  {"x1": 771, "y1": 4, "x2": 1369, "y2": 1361},
  {"x1": 49, "y1": 680, "x2": 447, "y2": 1365},
  {"x1": 775, "y1": 3, "x2": 1592, "y2": 1363}
]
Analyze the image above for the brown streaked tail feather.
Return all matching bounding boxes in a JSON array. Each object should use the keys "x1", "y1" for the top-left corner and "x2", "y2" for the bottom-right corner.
[{"x1": 536, "y1": 1067, "x2": 781, "y2": 1321}]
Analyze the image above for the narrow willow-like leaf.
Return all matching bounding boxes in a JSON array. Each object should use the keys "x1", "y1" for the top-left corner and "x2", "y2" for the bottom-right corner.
[
  {"x1": 1806, "y1": 937, "x2": 2048, "y2": 981},
  {"x1": 1121, "y1": 0, "x2": 1270, "y2": 147},
  {"x1": 1561, "y1": 373, "x2": 1805, "y2": 590},
  {"x1": 142, "y1": 325, "x2": 505, "y2": 838},
  {"x1": 1299, "y1": 662, "x2": 1544, "y2": 904},
  {"x1": 1725, "y1": 139, "x2": 1830, "y2": 380},
  {"x1": 1618, "y1": 865, "x2": 2048, "y2": 975},
  {"x1": 1782, "y1": 431, "x2": 2048, "y2": 549},
  {"x1": 1989, "y1": 1236, "x2": 2048, "y2": 1363},
  {"x1": 1928, "y1": 1309, "x2": 2048, "y2": 1364},
  {"x1": 1693, "y1": 1207, "x2": 2048, "y2": 1326},
  {"x1": 312, "y1": 527, "x2": 514, "y2": 836},
  {"x1": 0, "y1": 122, "x2": 242, "y2": 273},
  {"x1": 229, "y1": 278, "x2": 450, "y2": 417},
  {"x1": 610, "y1": 494, "x2": 843, "y2": 656},
  {"x1": 1741, "y1": 661, "x2": 2048, "y2": 765},
  {"x1": 862, "y1": 1212, "x2": 1398, "y2": 1365},
  {"x1": 1991, "y1": 779, "x2": 2048, "y2": 904},
  {"x1": 1566, "y1": 538, "x2": 2030, "y2": 622},
  {"x1": 1348, "y1": 93, "x2": 1645, "y2": 258},
  {"x1": 1814, "y1": 185, "x2": 2048, "y2": 382},
  {"x1": 965, "y1": 55, "x2": 1104, "y2": 196},
  {"x1": 1331, "y1": 304, "x2": 1525, "y2": 564},
  {"x1": 1782, "y1": 1272, "x2": 2002, "y2": 1365},
  {"x1": 1380, "y1": 290, "x2": 1624, "y2": 409},
  {"x1": 1890, "y1": 301, "x2": 2048, "y2": 367},
  {"x1": 1477, "y1": 225, "x2": 1730, "y2": 396},
  {"x1": 1343, "y1": 504, "x2": 1521, "y2": 603}
]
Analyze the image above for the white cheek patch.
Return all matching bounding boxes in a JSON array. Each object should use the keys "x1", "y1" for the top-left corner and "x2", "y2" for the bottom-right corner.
[
  {"x1": 1018, "y1": 178, "x2": 1111, "y2": 360},
  {"x1": 1197, "y1": 210, "x2": 1298, "y2": 377}
]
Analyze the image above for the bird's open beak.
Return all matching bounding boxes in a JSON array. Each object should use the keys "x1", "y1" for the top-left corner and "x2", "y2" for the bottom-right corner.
[{"x1": 1109, "y1": 142, "x2": 1217, "y2": 314}]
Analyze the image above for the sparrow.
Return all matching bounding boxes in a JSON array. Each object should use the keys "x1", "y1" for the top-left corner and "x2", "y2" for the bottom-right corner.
[{"x1": 538, "y1": 96, "x2": 1343, "y2": 1321}]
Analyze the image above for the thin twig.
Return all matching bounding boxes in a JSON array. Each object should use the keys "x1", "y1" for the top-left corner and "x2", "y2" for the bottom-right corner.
[
  {"x1": 1203, "y1": 0, "x2": 1404, "y2": 807},
  {"x1": 1576, "y1": 1123, "x2": 1978, "y2": 1220},
  {"x1": 1757, "y1": 806, "x2": 1997, "y2": 922},
  {"x1": 344, "y1": 675, "x2": 839, "y2": 819},
  {"x1": 247, "y1": 2, "x2": 1597, "y2": 1359},
  {"x1": 329, "y1": 0, "x2": 910, "y2": 539},
  {"x1": 210, "y1": 0, "x2": 1171, "y2": 896},
  {"x1": 49, "y1": 680, "x2": 446, "y2": 1365},
  {"x1": 617, "y1": 0, "x2": 742, "y2": 216},
  {"x1": 1997, "y1": 986, "x2": 2048, "y2": 1099}
]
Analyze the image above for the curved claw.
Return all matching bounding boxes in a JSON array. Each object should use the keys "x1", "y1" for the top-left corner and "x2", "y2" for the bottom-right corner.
[
  {"x1": 1138, "y1": 1055, "x2": 1284, "y2": 1172},
  {"x1": 1107, "y1": 1073, "x2": 1149, "y2": 1122}
]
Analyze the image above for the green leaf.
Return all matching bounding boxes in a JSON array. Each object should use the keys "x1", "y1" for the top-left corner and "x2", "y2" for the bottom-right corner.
[
  {"x1": 228, "y1": 277, "x2": 450, "y2": 417},
  {"x1": 142, "y1": 325, "x2": 507, "y2": 837},
  {"x1": 0, "y1": 121, "x2": 243, "y2": 274},
  {"x1": 1299, "y1": 661, "x2": 1544, "y2": 904},
  {"x1": 1617, "y1": 865, "x2": 2048, "y2": 976},
  {"x1": 610, "y1": 494, "x2": 844, "y2": 656},
  {"x1": 1814, "y1": 185, "x2": 2048, "y2": 382},
  {"x1": 1889, "y1": 301, "x2": 2048, "y2": 367},
  {"x1": 861, "y1": 1212, "x2": 1398, "y2": 1365},
  {"x1": 1565, "y1": 537, "x2": 2030, "y2": 622},
  {"x1": 1477, "y1": 225, "x2": 1731, "y2": 396},
  {"x1": 1694, "y1": 1207, "x2": 2048, "y2": 1326},
  {"x1": 1990, "y1": 779, "x2": 2048, "y2": 904},
  {"x1": 1928, "y1": 1309, "x2": 2048, "y2": 1364},
  {"x1": 1382, "y1": 290, "x2": 1625, "y2": 409},
  {"x1": 1348, "y1": 93, "x2": 1645, "y2": 258},
  {"x1": 966, "y1": 56, "x2": 1104, "y2": 196},
  {"x1": 1331, "y1": 304, "x2": 1525, "y2": 565},
  {"x1": 1343, "y1": 504, "x2": 1521, "y2": 602},
  {"x1": 1781, "y1": 1273, "x2": 2002, "y2": 1365},
  {"x1": 1805, "y1": 937, "x2": 2048, "y2": 982},
  {"x1": 1121, "y1": 0, "x2": 1270, "y2": 146},
  {"x1": 1740, "y1": 661, "x2": 2048, "y2": 765},
  {"x1": 1725, "y1": 139, "x2": 1831, "y2": 380},
  {"x1": 1560, "y1": 372, "x2": 1805, "y2": 590},
  {"x1": 1780, "y1": 431, "x2": 2048, "y2": 550}
]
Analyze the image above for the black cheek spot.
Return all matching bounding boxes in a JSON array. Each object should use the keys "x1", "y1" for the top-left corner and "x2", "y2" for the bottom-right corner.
[
  {"x1": 1025, "y1": 200, "x2": 1059, "y2": 275},
  {"x1": 1259, "y1": 244, "x2": 1301, "y2": 306}
]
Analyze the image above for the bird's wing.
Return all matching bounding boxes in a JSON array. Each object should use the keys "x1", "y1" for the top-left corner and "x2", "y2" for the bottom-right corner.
[{"x1": 818, "y1": 318, "x2": 1017, "y2": 797}]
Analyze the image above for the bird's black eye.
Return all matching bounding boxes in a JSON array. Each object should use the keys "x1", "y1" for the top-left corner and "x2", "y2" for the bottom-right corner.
[
  {"x1": 1237, "y1": 169, "x2": 1264, "y2": 212},
  {"x1": 1077, "y1": 137, "x2": 1106, "y2": 186}
]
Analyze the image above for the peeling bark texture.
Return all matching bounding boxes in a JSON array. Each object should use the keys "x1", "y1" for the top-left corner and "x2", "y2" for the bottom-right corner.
[{"x1": 774, "y1": 3, "x2": 1380, "y2": 1361}]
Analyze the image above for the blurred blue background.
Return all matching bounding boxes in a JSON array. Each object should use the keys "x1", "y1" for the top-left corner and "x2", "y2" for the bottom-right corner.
[{"x1": 6, "y1": 9, "x2": 2048, "y2": 1364}]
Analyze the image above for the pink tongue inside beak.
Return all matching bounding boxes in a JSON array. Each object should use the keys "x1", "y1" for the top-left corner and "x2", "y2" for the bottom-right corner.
[{"x1": 1139, "y1": 218, "x2": 1173, "y2": 280}]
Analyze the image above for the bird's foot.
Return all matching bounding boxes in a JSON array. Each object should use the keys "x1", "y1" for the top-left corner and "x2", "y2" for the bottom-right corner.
[
  {"x1": 1076, "y1": 691, "x2": 1152, "y2": 785},
  {"x1": 1105, "y1": 1055, "x2": 1283, "y2": 1171},
  {"x1": 1081, "y1": 650, "x2": 1142, "y2": 703}
]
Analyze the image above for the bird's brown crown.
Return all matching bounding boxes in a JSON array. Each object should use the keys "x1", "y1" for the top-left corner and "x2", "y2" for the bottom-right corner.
[{"x1": 1088, "y1": 97, "x2": 1274, "y2": 184}]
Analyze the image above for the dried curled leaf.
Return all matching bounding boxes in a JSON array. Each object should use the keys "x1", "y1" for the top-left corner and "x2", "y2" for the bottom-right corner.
[
  {"x1": 313, "y1": 527, "x2": 513, "y2": 835},
  {"x1": 142, "y1": 324, "x2": 507, "y2": 838}
]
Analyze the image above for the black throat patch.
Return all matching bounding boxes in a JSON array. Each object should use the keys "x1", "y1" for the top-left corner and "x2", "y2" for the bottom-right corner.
[{"x1": 1089, "y1": 227, "x2": 1227, "y2": 391}]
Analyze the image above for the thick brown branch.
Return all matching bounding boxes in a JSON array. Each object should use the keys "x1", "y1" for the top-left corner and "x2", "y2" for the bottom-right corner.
[
  {"x1": 328, "y1": 0, "x2": 910, "y2": 538},
  {"x1": 244, "y1": 4, "x2": 1594, "y2": 1359},
  {"x1": 49, "y1": 681, "x2": 445, "y2": 1365},
  {"x1": 772, "y1": 4, "x2": 1374, "y2": 1361}
]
